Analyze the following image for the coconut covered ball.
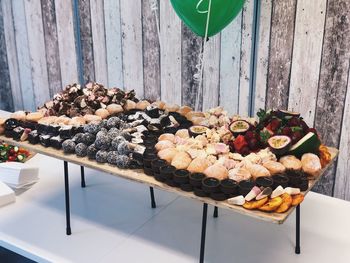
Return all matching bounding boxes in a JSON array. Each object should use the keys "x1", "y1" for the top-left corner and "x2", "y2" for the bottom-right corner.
[
  {"x1": 96, "y1": 129, "x2": 108, "y2": 138},
  {"x1": 62, "y1": 139, "x2": 76, "y2": 154},
  {"x1": 99, "y1": 119, "x2": 108, "y2": 129},
  {"x1": 75, "y1": 143, "x2": 88, "y2": 157},
  {"x1": 114, "y1": 155, "x2": 131, "y2": 169},
  {"x1": 107, "y1": 151, "x2": 119, "y2": 165},
  {"x1": 107, "y1": 117, "x2": 121, "y2": 129},
  {"x1": 96, "y1": 150, "x2": 108, "y2": 163},
  {"x1": 83, "y1": 123, "x2": 100, "y2": 135},
  {"x1": 117, "y1": 141, "x2": 131, "y2": 155},
  {"x1": 95, "y1": 134, "x2": 111, "y2": 150},
  {"x1": 82, "y1": 133, "x2": 95, "y2": 145},
  {"x1": 73, "y1": 133, "x2": 85, "y2": 144},
  {"x1": 107, "y1": 128, "x2": 121, "y2": 140},
  {"x1": 87, "y1": 144, "x2": 98, "y2": 159},
  {"x1": 110, "y1": 136, "x2": 126, "y2": 150}
]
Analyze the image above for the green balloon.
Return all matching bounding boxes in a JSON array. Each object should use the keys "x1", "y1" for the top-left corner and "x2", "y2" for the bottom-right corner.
[{"x1": 170, "y1": 0, "x2": 245, "y2": 37}]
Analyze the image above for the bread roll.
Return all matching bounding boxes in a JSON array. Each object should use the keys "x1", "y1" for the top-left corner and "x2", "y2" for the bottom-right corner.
[
  {"x1": 279, "y1": 155, "x2": 302, "y2": 171},
  {"x1": 177, "y1": 105, "x2": 193, "y2": 116},
  {"x1": 69, "y1": 116, "x2": 86, "y2": 126},
  {"x1": 155, "y1": 140, "x2": 174, "y2": 151},
  {"x1": 164, "y1": 103, "x2": 179, "y2": 112},
  {"x1": 123, "y1": 100, "x2": 136, "y2": 111},
  {"x1": 175, "y1": 129, "x2": 190, "y2": 139},
  {"x1": 187, "y1": 158, "x2": 211, "y2": 173},
  {"x1": 247, "y1": 164, "x2": 271, "y2": 179},
  {"x1": 136, "y1": 100, "x2": 150, "y2": 110},
  {"x1": 95, "y1": 108, "x2": 110, "y2": 119},
  {"x1": 171, "y1": 152, "x2": 192, "y2": 169},
  {"x1": 158, "y1": 133, "x2": 175, "y2": 143},
  {"x1": 38, "y1": 116, "x2": 58, "y2": 125},
  {"x1": 106, "y1": 104, "x2": 123, "y2": 115},
  {"x1": 228, "y1": 167, "x2": 251, "y2": 182},
  {"x1": 54, "y1": 116, "x2": 71, "y2": 125},
  {"x1": 263, "y1": 161, "x2": 286, "y2": 175},
  {"x1": 152, "y1": 101, "x2": 166, "y2": 110},
  {"x1": 158, "y1": 148, "x2": 178, "y2": 163},
  {"x1": 26, "y1": 112, "x2": 44, "y2": 122},
  {"x1": 203, "y1": 164, "x2": 228, "y2": 180},
  {"x1": 301, "y1": 153, "x2": 322, "y2": 177},
  {"x1": 84, "y1": 114, "x2": 102, "y2": 123}
]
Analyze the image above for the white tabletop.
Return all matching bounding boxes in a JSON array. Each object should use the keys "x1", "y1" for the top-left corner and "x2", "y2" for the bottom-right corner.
[{"x1": 0, "y1": 153, "x2": 349, "y2": 263}]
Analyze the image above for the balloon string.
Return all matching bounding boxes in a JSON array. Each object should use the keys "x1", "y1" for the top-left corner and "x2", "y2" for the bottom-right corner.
[
  {"x1": 194, "y1": 0, "x2": 211, "y2": 111},
  {"x1": 150, "y1": 1, "x2": 162, "y2": 52}
]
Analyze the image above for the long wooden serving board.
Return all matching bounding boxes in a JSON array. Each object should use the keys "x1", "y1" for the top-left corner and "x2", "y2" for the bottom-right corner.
[{"x1": 0, "y1": 135, "x2": 338, "y2": 224}]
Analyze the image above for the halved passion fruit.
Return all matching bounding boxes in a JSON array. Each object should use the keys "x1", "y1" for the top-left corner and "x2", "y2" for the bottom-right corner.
[
  {"x1": 229, "y1": 120, "x2": 250, "y2": 136},
  {"x1": 277, "y1": 109, "x2": 300, "y2": 118},
  {"x1": 267, "y1": 135, "x2": 291, "y2": 156},
  {"x1": 188, "y1": 125, "x2": 210, "y2": 137}
]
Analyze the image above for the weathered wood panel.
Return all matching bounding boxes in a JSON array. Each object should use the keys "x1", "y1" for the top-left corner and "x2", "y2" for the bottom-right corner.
[
  {"x1": 41, "y1": 0, "x2": 62, "y2": 97},
  {"x1": 265, "y1": 0, "x2": 297, "y2": 110},
  {"x1": 181, "y1": 25, "x2": 203, "y2": 110},
  {"x1": 160, "y1": 0, "x2": 181, "y2": 105},
  {"x1": 288, "y1": 0, "x2": 327, "y2": 124},
  {"x1": 253, "y1": 0, "x2": 271, "y2": 115},
  {"x1": 24, "y1": 0, "x2": 50, "y2": 107},
  {"x1": 0, "y1": 0, "x2": 14, "y2": 111},
  {"x1": 142, "y1": 0, "x2": 161, "y2": 102},
  {"x1": 1, "y1": 0, "x2": 23, "y2": 110},
  {"x1": 313, "y1": 0, "x2": 350, "y2": 197},
  {"x1": 120, "y1": 0, "x2": 143, "y2": 95},
  {"x1": 219, "y1": 11, "x2": 242, "y2": 115},
  {"x1": 90, "y1": 0, "x2": 108, "y2": 85},
  {"x1": 202, "y1": 34, "x2": 221, "y2": 110},
  {"x1": 77, "y1": 0, "x2": 95, "y2": 83},
  {"x1": 104, "y1": 0, "x2": 123, "y2": 88},
  {"x1": 55, "y1": 0, "x2": 79, "y2": 86},
  {"x1": 238, "y1": 0, "x2": 254, "y2": 116},
  {"x1": 12, "y1": 0, "x2": 35, "y2": 111}
]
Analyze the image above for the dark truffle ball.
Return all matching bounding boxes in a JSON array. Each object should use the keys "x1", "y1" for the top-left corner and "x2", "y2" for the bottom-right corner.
[
  {"x1": 114, "y1": 155, "x2": 131, "y2": 169},
  {"x1": 107, "y1": 117, "x2": 121, "y2": 129},
  {"x1": 75, "y1": 143, "x2": 88, "y2": 157},
  {"x1": 120, "y1": 131, "x2": 132, "y2": 141},
  {"x1": 87, "y1": 144, "x2": 98, "y2": 159},
  {"x1": 107, "y1": 128, "x2": 121, "y2": 140},
  {"x1": 84, "y1": 123, "x2": 100, "y2": 135},
  {"x1": 73, "y1": 133, "x2": 85, "y2": 144},
  {"x1": 95, "y1": 134, "x2": 111, "y2": 150},
  {"x1": 62, "y1": 139, "x2": 76, "y2": 154},
  {"x1": 82, "y1": 133, "x2": 95, "y2": 145},
  {"x1": 96, "y1": 129, "x2": 108, "y2": 138},
  {"x1": 117, "y1": 141, "x2": 131, "y2": 155},
  {"x1": 110, "y1": 136, "x2": 126, "y2": 150},
  {"x1": 96, "y1": 150, "x2": 108, "y2": 163},
  {"x1": 107, "y1": 151, "x2": 119, "y2": 165},
  {"x1": 99, "y1": 119, "x2": 108, "y2": 129}
]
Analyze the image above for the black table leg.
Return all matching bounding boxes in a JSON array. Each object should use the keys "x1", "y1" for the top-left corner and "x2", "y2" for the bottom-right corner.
[
  {"x1": 64, "y1": 161, "x2": 72, "y2": 235},
  {"x1": 80, "y1": 166, "x2": 86, "y2": 188},
  {"x1": 199, "y1": 203, "x2": 208, "y2": 263},
  {"x1": 149, "y1": 187, "x2": 156, "y2": 208},
  {"x1": 295, "y1": 204, "x2": 300, "y2": 254},
  {"x1": 213, "y1": 206, "x2": 218, "y2": 218}
]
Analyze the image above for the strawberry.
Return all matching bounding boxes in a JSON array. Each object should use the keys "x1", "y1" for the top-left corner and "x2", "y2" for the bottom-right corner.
[
  {"x1": 281, "y1": 126, "x2": 292, "y2": 136},
  {"x1": 288, "y1": 117, "x2": 300, "y2": 127},
  {"x1": 244, "y1": 131, "x2": 255, "y2": 140},
  {"x1": 248, "y1": 138, "x2": 259, "y2": 151},
  {"x1": 233, "y1": 135, "x2": 248, "y2": 152},
  {"x1": 269, "y1": 118, "x2": 281, "y2": 131}
]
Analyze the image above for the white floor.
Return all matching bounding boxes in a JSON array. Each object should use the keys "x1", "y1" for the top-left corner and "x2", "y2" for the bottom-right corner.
[{"x1": 0, "y1": 154, "x2": 349, "y2": 263}]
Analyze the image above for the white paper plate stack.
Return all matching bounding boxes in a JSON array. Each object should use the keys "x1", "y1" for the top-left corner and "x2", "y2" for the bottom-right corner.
[
  {"x1": 0, "y1": 181, "x2": 15, "y2": 207},
  {"x1": 0, "y1": 162, "x2": 39, "y2": 189}
]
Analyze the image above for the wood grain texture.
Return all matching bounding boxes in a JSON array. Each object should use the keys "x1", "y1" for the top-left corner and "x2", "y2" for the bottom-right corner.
[
  {"x1": 0, "y1": 134, "x2": 338, "y2": 224},
  {"x1": 253, "y1": 0, "x2": 271, "y2": 115},
  {"x1": 160, "y1": 0, "x2": 181, "y2": 105},
  {"x1": 12, "y1": 0, "x2": 35, "y2": 111},
  {"x1": 181, "y1": 25, "x2": 203, "y2": 109},
  {"x1": 288, "y1": 0, "x2": 327, "y2": 124},
  {"x1": 120, "y1": 0, "x2": 143, "y2": 95},
  {"x1": 219, "y1": 11, "x2": 242, "y2": 115},
  {"x1": 202, "y1": 34, "x2": 221, "y2": 111},
  {"x1": 55, "y1": 0, "x2": 79, "y2": 86},
  {"x1": 41, "y1": 0, "x2": 62, "y2": 97},
  {"x1": 0, "y1": 0, "x2": 14, "y2": 111},
  {"x1": 104, "y1": 0, "x2": 123, "y2": 88},
  {"x1": 142, "y1": 0, "x2": 161, "y2": 102},
  {"x1": 78, "y1": 0, "x2": 95, "y2": 83},
  {"x1": 90, "y1": 0, "x2": 108, "y2": 85},
  {"x1": 265, "y1": 0, "x2": 297, "y2": 110},
  {"x1": 1, "y1": 0, "x2": 23, "y2": 110},
  {"x1": 238, "y1": 0, "x2": 254, "y2": 116},
  {"x1": 313, "y1": 0, "x2": 350, "y2": 197}
]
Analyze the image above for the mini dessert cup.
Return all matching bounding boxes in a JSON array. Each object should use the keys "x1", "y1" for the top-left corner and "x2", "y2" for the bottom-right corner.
[
  {"x1": 160, "y1": 165, "x2": 176, "y2": 180},
  {"x1": 238, "y1": 180, "x2": 255, "y2": 196},
  {"x1": 189, "y1": 173, "x2": 206, "y2": 188},
  {"x1": 151, "y1": 159, "x2": 168, "y2": 174},
  {"x1": 202, "y1": 177, "x2": 220, "y2": 194},
  {"x1": 272, "y1": 174, "x2": 289, "y2": 189},
  {"x1": 220, "y1": 179, "x2": 239, "y2": 195},
  {"x1": 173, "y1": 169, "x2": 190, "y2": 185},
  {"x1": 255, "y1": 176, "x2": 273, "y2": 188}
]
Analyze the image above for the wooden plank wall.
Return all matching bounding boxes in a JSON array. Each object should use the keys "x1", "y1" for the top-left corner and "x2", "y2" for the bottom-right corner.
[{"x1": 0, "y1": 0, "x2": 349, "y2": 200}]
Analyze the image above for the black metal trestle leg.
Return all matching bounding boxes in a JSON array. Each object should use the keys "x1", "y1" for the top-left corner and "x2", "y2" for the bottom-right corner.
[
  {"x1": 295, "y1": 205, "x2": 300, "y2": 254},
  {"x1": 80, "y1": 166, "x2": 86, "y2": 188},
  {"x1": 149, "y1": 187, "x2": 156, "y2": 208},
  {"x1": 64, "y1": 161, "x2": 71, "y2": 235},
  {"x1": 199, "y1": 203, "x2": 208, "y2": 263},
  {"x1": 213, "y1": 206, "x2": 218, "y2": 218}
]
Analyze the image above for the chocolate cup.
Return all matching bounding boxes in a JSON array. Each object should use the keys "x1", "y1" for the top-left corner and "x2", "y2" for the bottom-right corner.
[
  {"x1": 220, "y1": 179, "x2": 238, "y2": 195},
  {"x1": 155, "y1": 173, "x2": 166, "y2": 182},
  {"x1": 299, "y1": 177, "x2": 309, "y2": 191},
  {"x1": 272, "y1": 174, "x2": 289, "y2": 189},
  {"x1": 143, "y1": 154, "x2": 158, "y2": 168},
  {"x1": 151, "y1": 159, "x2": 168, "y2": 173},
  {"x1": 238, "y1": 180, "x2": 256, "y2": 196},
  {"x1": 202, "y1": 177, "x2": 220, "y2": 194},
  {"x1": 173, "y1": 169, "x2": 190, "y2": 185},
  {"x1": 211, "y1": 192, "x2": 228, "y2": 201},
  {"x1": 144, "y1": 167, "x2": 154, "y2": 176},
  {"x1": 160, "y1": 165, "x2": 176, "y2": 180},
  {"x1": 165, "y1": 179, "x2": 179, "y2": 187},
  {"x1": 189, "y1": 173, "x2": 206, "y2": 188},
  {"x1": 256, "y1": 176, "x2": 273, "y2": 188},
  {"x1": 194, "y1": 187, "x2": 209, "y2": 197},
  {"x1": 180, "y1": 184, "x2": 193, "y2": 192}
]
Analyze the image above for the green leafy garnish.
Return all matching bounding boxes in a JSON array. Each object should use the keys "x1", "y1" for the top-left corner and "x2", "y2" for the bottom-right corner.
[
  {"x1": 259, "y1": 130, "x2": 271, "y2": 143},
  {"x1": 291, "y1": 126, "x2": 303, "y2": 132}
]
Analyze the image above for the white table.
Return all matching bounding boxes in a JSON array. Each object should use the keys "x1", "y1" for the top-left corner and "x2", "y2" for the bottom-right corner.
[{"x1": 0, "y1": 153, "x2": 349, "y2": 263}]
